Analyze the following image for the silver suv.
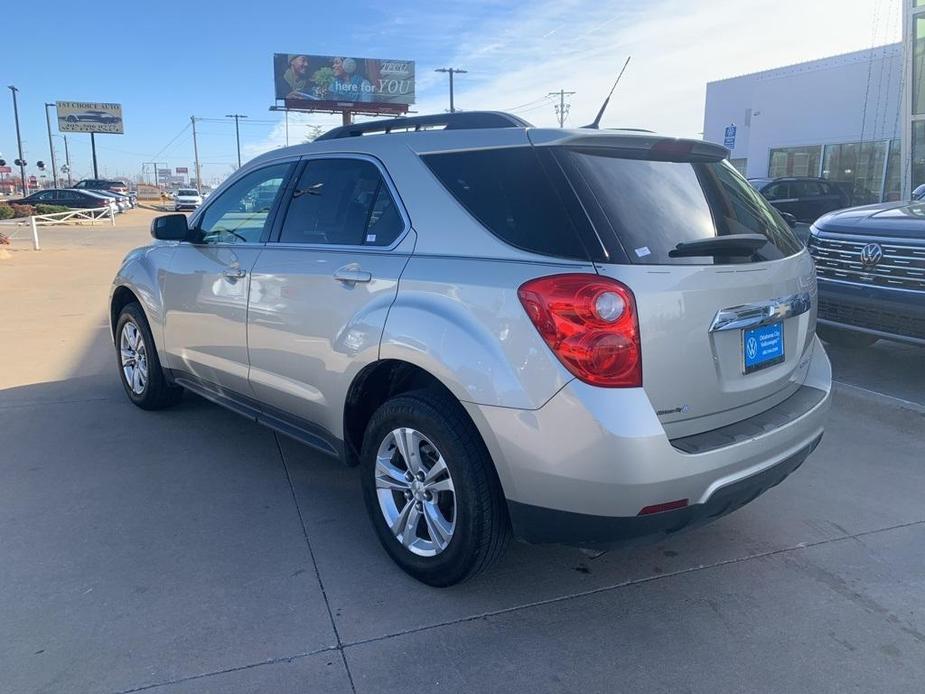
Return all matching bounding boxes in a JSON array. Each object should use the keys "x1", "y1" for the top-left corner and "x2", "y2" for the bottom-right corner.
[{"x1": 110, "y1": 112, "x2": 832, "y2": 586}]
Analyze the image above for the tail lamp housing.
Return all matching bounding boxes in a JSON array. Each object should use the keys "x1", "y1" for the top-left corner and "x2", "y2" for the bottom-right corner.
[{"x1": 518, "y1": 274, "x2": 642, "y2": 388}]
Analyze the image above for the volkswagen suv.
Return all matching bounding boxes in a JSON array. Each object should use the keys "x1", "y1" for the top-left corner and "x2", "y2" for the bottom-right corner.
[{"x1": 110, "y1": 112, "x2": 832, "y2": 586}]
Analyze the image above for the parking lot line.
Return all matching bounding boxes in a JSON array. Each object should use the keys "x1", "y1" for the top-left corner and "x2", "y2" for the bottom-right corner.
[{"x1": 833, "y1": 380, "x2": 925, "y2": 414}]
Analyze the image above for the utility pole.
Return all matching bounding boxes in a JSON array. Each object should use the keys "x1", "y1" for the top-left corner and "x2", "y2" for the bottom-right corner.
[
  {"x1": 43, "y1": 103, "x2": 59, "y2": 188},
  {"x1": 90, "y1": 133, "x2": 99, "y2": 178},
  {"x1": 548, "y1": 89, "x2": 576, "y2": 127},
  {"x1": 191, "y1": 116, "x2": 202, "y2": 193},
  {"x1": 8, "y1": 86, "x2": 27, "y2": 195},
  {"x1": 435, "y1": 67, "x2": 467, "y2": 113},
  {"x1": 225, "y1": 113, "x2": 247, "y2": 168},
  {"x1": 63, "y1": 135, "x2": 72, "y2": 186}
]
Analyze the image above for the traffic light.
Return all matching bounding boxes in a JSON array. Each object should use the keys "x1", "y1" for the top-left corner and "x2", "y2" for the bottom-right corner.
[
  {"x1": 14, "y1": 158, "x2": 26, "y2": 167},
  {"x1": 0, "y1": 159, "x2": 6, "y2": 166},
  {"x1": 37, "y1": 161, "x2": 46, "y2": 171}
]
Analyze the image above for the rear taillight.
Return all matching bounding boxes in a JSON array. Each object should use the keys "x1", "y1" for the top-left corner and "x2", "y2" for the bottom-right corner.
[{"x1": 518, "y1": 274, "x2": 642, "y2": 388}]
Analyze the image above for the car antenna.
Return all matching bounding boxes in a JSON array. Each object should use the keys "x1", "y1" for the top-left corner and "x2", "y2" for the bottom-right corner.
[{"x1": 583, "y1": 56, "x2": 631, "y2": 129}]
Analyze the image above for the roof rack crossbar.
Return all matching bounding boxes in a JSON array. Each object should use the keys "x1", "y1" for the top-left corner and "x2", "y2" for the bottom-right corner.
[{"x1": 315, "y1": 111, "x2": 533, "y2": 141}]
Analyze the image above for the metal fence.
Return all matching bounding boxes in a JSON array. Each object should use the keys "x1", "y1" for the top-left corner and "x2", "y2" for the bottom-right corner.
[{"x1": 0, "y1": 206, "x2": 115, "y2": 250}]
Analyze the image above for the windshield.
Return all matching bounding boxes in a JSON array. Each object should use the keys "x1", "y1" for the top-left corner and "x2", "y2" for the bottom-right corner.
[
  {"x1": 178, "y1": 190, "x2": 199, "y2": 196},
  {"x1": 556, "y1": 149, "x2": 803, "y2": 265}
]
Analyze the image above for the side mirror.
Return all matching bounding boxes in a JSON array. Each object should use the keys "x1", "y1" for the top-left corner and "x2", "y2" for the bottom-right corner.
[
  {"x1": 780, "y1": 212, "x2": 798, "y2": 229},
  {"x1": 151, "y1": 213, "x2": 189, "y2": 241}
]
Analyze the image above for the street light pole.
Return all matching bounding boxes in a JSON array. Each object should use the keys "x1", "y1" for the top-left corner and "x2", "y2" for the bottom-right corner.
[
  {"x1": 435, "y1": 68, "x2": 467, "y2": 113},
  {"x1": 44, "y1": 103, "x2": 59, "y2": 188},
  {"x1": 8, "y1": 86, "x2": 27, "y2": 195},
  {"x1": 225, "y1": 114, "x2": 248, "y2": 168}
]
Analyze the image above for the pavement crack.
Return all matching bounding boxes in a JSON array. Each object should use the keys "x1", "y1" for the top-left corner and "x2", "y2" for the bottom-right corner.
[
  {"x1": 109, "y1": 647, "x2": 338, "y2": 694},
  {"x1": 341, "y1": 518, "x2": 925, "y2": 651},
  {"x1": 273, "y1": 433, "x2": 358, "y2": 694}
]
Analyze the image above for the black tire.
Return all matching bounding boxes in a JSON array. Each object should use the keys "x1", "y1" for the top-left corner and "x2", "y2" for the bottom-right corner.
[
  {"x1": 817, "y1": 325, "x2": 879, "y2": 349},
  {"x1": 360, "y1": 390, "x2": 510, "y2": 587},
  {"x1": 115, "y1": 302, "x2": 183, "y2": 410}
]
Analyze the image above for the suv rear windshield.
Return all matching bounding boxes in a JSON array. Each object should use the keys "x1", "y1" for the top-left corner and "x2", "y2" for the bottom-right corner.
[
  {"x1": 178, "y1": 189, "x2": 199, "y2": 196},
  {"x1": 423, "y1": 146, "x2": 802, "y2": 265}
]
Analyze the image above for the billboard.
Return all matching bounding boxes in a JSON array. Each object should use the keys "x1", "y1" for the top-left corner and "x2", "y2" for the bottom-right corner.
[
  {"x1": 56, "y1": 101, "x2": 124, "y2": 134},
  {"x1": 176, "y1": 167, "x2": 189, "y2": 174},
  {"x1": 273, "y1": 54, "x2": 414, "y2": 113}
]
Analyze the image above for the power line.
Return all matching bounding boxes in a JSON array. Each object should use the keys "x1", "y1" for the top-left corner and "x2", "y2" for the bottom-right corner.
[
  {"x1": 435, "y1": 67, "x2": 467, "y2": 113},
  {"x1": 151, "y1": 122, "x2": 191, "y2": 160}
]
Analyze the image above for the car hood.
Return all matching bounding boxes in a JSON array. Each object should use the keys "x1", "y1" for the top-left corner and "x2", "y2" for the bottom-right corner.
[{"x1": 814, "y1": 201, "x2": 925, "y2": 240}]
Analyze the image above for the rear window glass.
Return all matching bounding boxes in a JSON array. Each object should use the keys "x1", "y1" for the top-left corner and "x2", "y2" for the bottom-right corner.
[
  {"x1": 422, "y1": 147, "x2": 590, "y2": 260},
  {"x1": 557, "y1": 150, "x2": 803, "y2": 265},
  {"x1": 178, "y1": 189, "x2": 199, "y2": 196}
]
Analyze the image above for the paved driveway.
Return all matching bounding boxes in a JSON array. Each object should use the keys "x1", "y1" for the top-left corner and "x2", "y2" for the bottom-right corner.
[{"x1": 1, "y1": 216, "x2": 923, "y2": 693}]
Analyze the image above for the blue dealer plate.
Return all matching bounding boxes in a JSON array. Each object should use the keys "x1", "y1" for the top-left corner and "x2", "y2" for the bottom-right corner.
[{"x1": 743, "y1": 322, "x2": 784, "y2": 374}]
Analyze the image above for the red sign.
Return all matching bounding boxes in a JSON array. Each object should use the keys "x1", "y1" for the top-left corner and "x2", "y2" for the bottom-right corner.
[
  {"x1": 29, "y1": 176, "x2": 37, "y2": 182},
  {"x1": 176, "y1": 167, "x2": 189, "y2": 174},
  {"x1": 0, "y1": 166, "x2": 11, "y2": 173}
]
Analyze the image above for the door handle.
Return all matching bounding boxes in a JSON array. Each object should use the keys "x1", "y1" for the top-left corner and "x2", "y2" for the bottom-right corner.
[
  {"x1": 334, "y1": 266, "x2": 372, "y2": 284},
  {"x1": 223, "y1": 267, "x2": 247, "y2": 281}
]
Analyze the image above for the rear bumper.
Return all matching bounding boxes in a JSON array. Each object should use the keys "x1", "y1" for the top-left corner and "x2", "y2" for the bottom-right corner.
[
  {"x1": 817, "y1": 277, "x2": 925, "y2": 346},
  {"x1": 465, "y1": 336, "x2": 832, "y2": 546},
  {"x1": 509, "y1": 434, "x2": 821, "y2": 547}
]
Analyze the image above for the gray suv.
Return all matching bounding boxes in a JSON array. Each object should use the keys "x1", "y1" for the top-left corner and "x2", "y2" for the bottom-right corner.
[{"x1": 110, "y1": 112, "x2": 832, "y2": 586}]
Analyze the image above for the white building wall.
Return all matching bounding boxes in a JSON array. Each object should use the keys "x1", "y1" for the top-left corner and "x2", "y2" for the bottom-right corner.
[{"x1": 705, "y1": 45, "x2": 902, "y2": 179}]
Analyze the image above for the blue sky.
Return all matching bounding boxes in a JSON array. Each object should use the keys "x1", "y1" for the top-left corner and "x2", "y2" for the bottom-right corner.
[{"x1": 2, "y1": 0, "x2": 899, "y2": 185}]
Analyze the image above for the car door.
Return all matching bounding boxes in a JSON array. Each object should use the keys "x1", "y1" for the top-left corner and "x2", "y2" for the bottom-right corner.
[
  {"x1": 789, "y1": 180, "x2": 824, "y2": 222},
  {"x1": 161, "y1": 161, "x2": 295, "y2": 398},
  {"x1": 247, "y1": 155, "x2": 413, "y2": 444},
  {"x1": 762, "y1": 181, "x2": 796, "y2": 218}
]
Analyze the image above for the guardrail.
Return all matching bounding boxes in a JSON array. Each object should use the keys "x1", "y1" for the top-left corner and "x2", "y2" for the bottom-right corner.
[{"x1": 0, "y1": 206, "x2": 115, "y2": 250}]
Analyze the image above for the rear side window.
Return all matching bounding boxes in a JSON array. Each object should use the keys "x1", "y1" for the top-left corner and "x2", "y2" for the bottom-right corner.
[
  {"x1": 279, "y1": 158, "x2": 404, "y2": 246},
  {"x1": 558, "y1": 150, "x2": 803, "y2": 265},
  {"x1": 422, "y1": 147, "x2": 590, "y2": 260}
]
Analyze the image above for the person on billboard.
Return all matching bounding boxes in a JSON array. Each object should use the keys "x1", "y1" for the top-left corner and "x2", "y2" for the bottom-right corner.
[
  {"x1": 278, "y1": 55, "x2": 317, "y2": 99},
  {"x1": 330, "y1": 57, "x2": 373, "y2": 102}
]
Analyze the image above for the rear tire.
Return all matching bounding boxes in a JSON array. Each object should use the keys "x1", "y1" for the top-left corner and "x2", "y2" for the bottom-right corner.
[
  {"x1": 360, "y1": 390, "x2": 510, "y2": 587},
  {"x1": 115, "y1": 302, "x2": 183, "y2": 410},
  {"x1": 817, "y1": 325, "x2": 879, "y2": 349}
]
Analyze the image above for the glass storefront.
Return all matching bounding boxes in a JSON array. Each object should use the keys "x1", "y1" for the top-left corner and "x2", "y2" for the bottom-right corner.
[
  {"x1": 822, "y1": 141, "x2": 888, "y2": 206},
  {"x1": 768, "y1": 146, "x2": 822, "y2": 178},
  {"x1": 767, "y1": 139, "x2": 901, "y2": 203}
]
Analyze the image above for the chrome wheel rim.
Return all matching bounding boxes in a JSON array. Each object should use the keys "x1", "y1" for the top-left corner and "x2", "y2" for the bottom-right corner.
[
  {"x1": 120, "y1": 321, "x2": 148, "y2": 395},
  {"x1": 375, "y1": 428, "x2": 456, "y2": 557}
]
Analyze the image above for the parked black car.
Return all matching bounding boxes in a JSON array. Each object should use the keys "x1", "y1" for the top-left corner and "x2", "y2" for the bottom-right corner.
[
  {"x1": 10, "y1": 189, "x2": 116, "y2": 209},
  {"x1": 750, "y1": 177, "x2": 850, "y2": 223},
  {"x1": 808, "y1": 201, "x2": 925, "y2": 348}
]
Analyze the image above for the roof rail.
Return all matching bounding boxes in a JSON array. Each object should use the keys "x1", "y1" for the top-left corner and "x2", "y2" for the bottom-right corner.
[{"x1": 315, "y1": 111, "x2": 533, "y2": 141}]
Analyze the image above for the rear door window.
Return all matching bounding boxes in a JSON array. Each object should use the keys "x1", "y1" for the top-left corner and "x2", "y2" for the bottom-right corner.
[
  {"x1": 557, "y1": 149, "x2": 803, "y2": 265},
  {"x1": 762, "y1": 182, "x2": 791, "y2": 201},
  {"x1": 422, "y1": 147, "x2": 592, "y2": 260},
  {"x1": 791, "y1": 180, "x2": 823, "y2": 198},
  {"x1": 278, "y1": 158, "x2": 404, "y2": 247}
]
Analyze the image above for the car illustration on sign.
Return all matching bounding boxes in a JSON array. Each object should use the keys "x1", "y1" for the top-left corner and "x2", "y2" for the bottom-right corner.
[{"x1": 65, "y1": 110, "x2": 122, "y2": 125}]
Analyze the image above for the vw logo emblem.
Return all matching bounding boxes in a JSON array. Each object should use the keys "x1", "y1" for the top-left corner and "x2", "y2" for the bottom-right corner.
[
  {"x1": 859, "y1": 242, "x2": 883, "y2": 268},
  {"x1": 746, "y1": 336, "x2": 758, "y2": 360}
]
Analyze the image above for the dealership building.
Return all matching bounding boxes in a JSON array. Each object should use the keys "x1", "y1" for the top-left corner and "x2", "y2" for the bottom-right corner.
[{"x1": 704, "y1": 44, "x2": 902, "y2": 205}]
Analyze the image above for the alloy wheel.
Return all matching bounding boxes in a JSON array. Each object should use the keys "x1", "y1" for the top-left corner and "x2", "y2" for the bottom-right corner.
[
  {"x1": 120, "y1": 321, "x2": 148, "y2": 395},
  {"x1": 374, "y1": 427, "x2": 456, "y2": 557}
]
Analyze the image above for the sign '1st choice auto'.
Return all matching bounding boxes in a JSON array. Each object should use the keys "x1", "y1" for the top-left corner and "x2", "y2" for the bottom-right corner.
[{"x1": 56, "y1": 101, "x2": 124, "y2": 134}]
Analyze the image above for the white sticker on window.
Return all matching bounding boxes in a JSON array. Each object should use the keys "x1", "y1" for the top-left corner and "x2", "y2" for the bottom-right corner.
[
  {"x1": 635, "y1": 246, "x2": 651, "y2": 258},
  {"x1": 366, "y1": 234, "x2": 376, "y2": 243}
]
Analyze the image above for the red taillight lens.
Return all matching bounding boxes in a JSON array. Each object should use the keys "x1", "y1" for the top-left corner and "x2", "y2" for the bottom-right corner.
[{"x1": 518, "y1": 274, "x2": 642, "y2": 387}]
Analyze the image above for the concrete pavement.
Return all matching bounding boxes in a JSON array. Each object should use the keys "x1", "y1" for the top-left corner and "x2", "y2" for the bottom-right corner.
[{"x1": 1, "y1": 212, "x2": 923, "y2": 693}]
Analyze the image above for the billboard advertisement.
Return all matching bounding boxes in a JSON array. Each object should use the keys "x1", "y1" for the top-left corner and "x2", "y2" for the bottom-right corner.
[
  {"x1": 176, "y1": 167, "x2": 189, "y2": 174},
  {"x1": 273, "y1": 54, "x2": 414, "y2": 113},
  {"x1": 56, "y1": 101, "x2": 124, "y2": 134}
]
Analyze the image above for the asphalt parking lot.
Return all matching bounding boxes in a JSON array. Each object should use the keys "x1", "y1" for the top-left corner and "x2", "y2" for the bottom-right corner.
[{"x1": 1, "y1": 213, "x2": 923, "y2": 693}]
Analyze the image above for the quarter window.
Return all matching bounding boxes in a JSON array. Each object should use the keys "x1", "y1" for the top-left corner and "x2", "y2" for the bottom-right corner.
[
  {"x1": 278, "y1": 158, "x2": 404, "y2": 246},
  {"x1": 197, "y1": 163, "x2": 293, "y2": 244}
]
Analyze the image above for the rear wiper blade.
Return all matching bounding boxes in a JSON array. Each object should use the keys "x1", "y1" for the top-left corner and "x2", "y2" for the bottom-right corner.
[{"x1": 669, "y1": 234, "x2": 768, "y2": 258}]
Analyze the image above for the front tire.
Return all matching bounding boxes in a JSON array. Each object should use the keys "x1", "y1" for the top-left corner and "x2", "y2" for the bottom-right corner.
[
  {"x1": 360, "y1": 390, "x2": 510, "y2": 586},
  {"x1": 817, "y1": 325, "x2": 879, "y2": 349},
  {"x1": 115, "y1": 302, "x2": 183, "y2": 410}
]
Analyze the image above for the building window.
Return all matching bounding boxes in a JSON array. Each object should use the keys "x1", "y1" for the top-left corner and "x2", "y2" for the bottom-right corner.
[
  {"x1": 883, "y1": 140, "x2": 901, "y2": 202},
  {"x1": 729, "y1": 158, "x2": 748, "y2": 176},
  {"x1": 768, "y1": 146, "x2": 822, "y2": 178},
  {"x1": 913, "y1": 121, "x2": 925, "y2": 190},
  {"x1": 822, "y1": 141, "x2": 888, "y2": 206},
  {"x1": 915, "y1": 17, "x2": 925, "y2": 115}
]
